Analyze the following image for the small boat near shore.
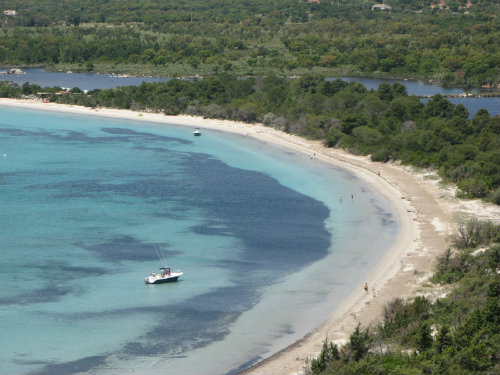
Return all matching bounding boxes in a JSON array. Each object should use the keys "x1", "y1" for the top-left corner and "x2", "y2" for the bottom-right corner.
[
  {"x1": 145, "y1": 267, "x2": 183, "y2": 284},
  {"x1": 193, "y1": 128, "x2": 201, "y2": 136}
]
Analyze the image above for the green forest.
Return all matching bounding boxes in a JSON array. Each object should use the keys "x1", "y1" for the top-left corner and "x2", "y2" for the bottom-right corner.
[
  {"x1": 307, "y1": 220, "x2": 500, "y2": 375},
  {"x1": 2, "y1": 74, "x2": 499, "y2": 203},
  {"x1": 1, "y1": 0, "x2": 499, "y2": 86}
]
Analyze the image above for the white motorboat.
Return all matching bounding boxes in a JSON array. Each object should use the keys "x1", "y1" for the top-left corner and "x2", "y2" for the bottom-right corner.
[
  {"x1": 193, "y1": 128, "x2": 201, "y2": 136},
  {"x1": 145, "y1": 247, "x2": 183, "y2": 284},
  {"x1": 145, "y1": 267, "x2": 183, "y2": 284}
]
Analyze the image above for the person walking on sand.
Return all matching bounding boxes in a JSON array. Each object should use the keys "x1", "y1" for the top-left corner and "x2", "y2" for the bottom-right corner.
[{"x1": 364, "y1": 283, "x2": 369, "y2": 293}]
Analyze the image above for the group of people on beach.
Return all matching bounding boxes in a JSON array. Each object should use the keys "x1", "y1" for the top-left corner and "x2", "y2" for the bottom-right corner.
[{"x1": 339, "y1": 193, "x2": 354, "y2": 204}]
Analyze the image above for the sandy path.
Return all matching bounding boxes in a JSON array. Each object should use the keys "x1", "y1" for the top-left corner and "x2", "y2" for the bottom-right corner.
[{"x1": 1, "y1": 98, "x2": 498, "y2": 374}]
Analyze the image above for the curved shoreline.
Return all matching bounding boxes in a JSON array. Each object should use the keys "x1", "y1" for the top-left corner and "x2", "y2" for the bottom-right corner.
[{"x1": 1, "y1": 98, "x2": 498, "y2": 374}]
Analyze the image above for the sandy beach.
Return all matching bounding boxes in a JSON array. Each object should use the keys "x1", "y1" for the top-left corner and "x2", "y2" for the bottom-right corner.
[{"x1": 1, "y1": 98, "x2": 499, "y2": 374}]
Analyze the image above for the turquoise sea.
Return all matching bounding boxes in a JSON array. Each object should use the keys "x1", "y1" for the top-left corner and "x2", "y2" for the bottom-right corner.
[{"x1": 0, "y1": 106, "x2": 397, "y2": 374}]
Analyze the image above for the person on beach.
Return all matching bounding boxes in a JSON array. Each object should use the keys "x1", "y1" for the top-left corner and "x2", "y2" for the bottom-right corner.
[{"x1": 364, "y1": 283, "x2": 369, "y2": 293}]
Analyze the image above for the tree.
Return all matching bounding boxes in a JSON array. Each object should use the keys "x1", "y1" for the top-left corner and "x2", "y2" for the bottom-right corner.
[
  {"x1": 453, "y1": 104, "x2": 469, "y2": 119},
  {"x1": 341, "y1": 111, "x2": 368, "y2": 135},
  {"x1": 392, "y1": 82, "x2": 408, "y2": 97},
  {"x1": 434, "y1": 325, "x2": 452, "y2": 354},
  {"x1": 377, "y1": 83, "x2": 394, "y2": 101},
  {"x1": 298, "y1": 74, "x2": 325, "y2": 94},
  {"x1": 415, "y1": 322, "x2": 433, "y2": 352},
  {"x1": 425, "y1": 94, "x2": 454, "y2": 118},
  {"x1": 309, "y1": 340, "x2": 339, "y2": 374},
  {"x1": 352, "y1": 126, "x2": 383, "y2": 145},
  {"x1": 347, "y1": 324, "x2": 371, "y2": 361}
]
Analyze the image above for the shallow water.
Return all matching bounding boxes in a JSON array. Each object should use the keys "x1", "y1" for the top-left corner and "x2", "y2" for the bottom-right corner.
[{"x1": 0, "y1": 106, "x2": 397, "y2": 374}]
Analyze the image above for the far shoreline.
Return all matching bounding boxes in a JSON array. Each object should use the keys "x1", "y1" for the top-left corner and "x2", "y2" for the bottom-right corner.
[
  {"x1": 1, "y1": 98, "x2": 498, "y2": 375},
  {"x1": 30, "y1": 64, "x2": 499, "y2": 90},
  {"x1": 3, "y1": 66, "x2": 497, "y2": 91}
]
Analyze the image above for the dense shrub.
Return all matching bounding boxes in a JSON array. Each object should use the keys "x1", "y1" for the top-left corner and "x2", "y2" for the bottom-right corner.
[{"x1": 308, "y1": 221, "x2": 500, "y2": 375}]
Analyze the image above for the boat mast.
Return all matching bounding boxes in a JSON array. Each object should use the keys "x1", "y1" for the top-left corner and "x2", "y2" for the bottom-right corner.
[
  {"x1": 160, "y1": 248, "x2": 168, "y2": 266},
  {"x1": 154, "y1": 247, "x2": 168, "y2": 267}
]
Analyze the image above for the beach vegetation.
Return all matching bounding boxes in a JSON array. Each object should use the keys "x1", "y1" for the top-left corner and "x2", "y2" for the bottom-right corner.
[
  {"x1": 1, "y1": 74, "x2": 499, "y2": 202},
  {"x1": 449, "y1": 219, "x2": 500, "y2": 250},
  {"x1": 306, "y1": 220, "x2": 500, "y2": 375}
]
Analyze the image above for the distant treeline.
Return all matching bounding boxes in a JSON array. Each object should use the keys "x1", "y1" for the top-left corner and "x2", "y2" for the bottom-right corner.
[
  {"x1": 1, "y1": 0, "x2": 499, "y2": 86},
  {"x1": 307, "y1": 220, "x2": 500, "y2": 375},
  {"x1": 2, "y1": 74, "x2": 499, "y2": 203}
]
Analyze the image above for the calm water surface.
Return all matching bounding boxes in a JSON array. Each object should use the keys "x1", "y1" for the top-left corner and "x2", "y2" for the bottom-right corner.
[
  {"x1": 0, "y1": 106, "x2": 397, "y2": 374},
  {"x1": 340, "y1": 77, "x2": 499, "y2": 118},
  {"x1": 0, "y1": 68, "x2": 172, "y2": 90}
]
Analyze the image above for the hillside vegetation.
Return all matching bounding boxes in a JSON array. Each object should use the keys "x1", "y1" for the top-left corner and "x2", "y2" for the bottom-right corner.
[
  {"x1": 1, "y1": 0, "x2": 499, "y2": 86},
  {"x1": 307, "y1": 220, "x2": 500, "y2": 375}
]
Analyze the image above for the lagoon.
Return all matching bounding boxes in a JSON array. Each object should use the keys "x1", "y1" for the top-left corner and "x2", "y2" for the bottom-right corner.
[
  {"x1": 1, "y1": 68, "x2": 498, "y2": 118},
  {"x1": 0, "y1": 68, "x2": 172, "y2": 90}
]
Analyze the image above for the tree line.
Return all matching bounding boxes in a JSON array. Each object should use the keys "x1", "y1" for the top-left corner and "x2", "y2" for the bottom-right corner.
[
  {"x1": 2, "y1": 74, "x2": 499, "y2": 203},
  {"x1": 2, "y1": 0, "x2": 497, "y2": 27},
  {"x1": 1, "y1": 0, "x2": 498, "y2": 86}
]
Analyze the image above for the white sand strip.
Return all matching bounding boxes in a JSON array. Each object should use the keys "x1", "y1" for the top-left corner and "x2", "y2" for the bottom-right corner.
[{"x1": 1, "y1": 98, "x2": 498, "y2": 374}]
